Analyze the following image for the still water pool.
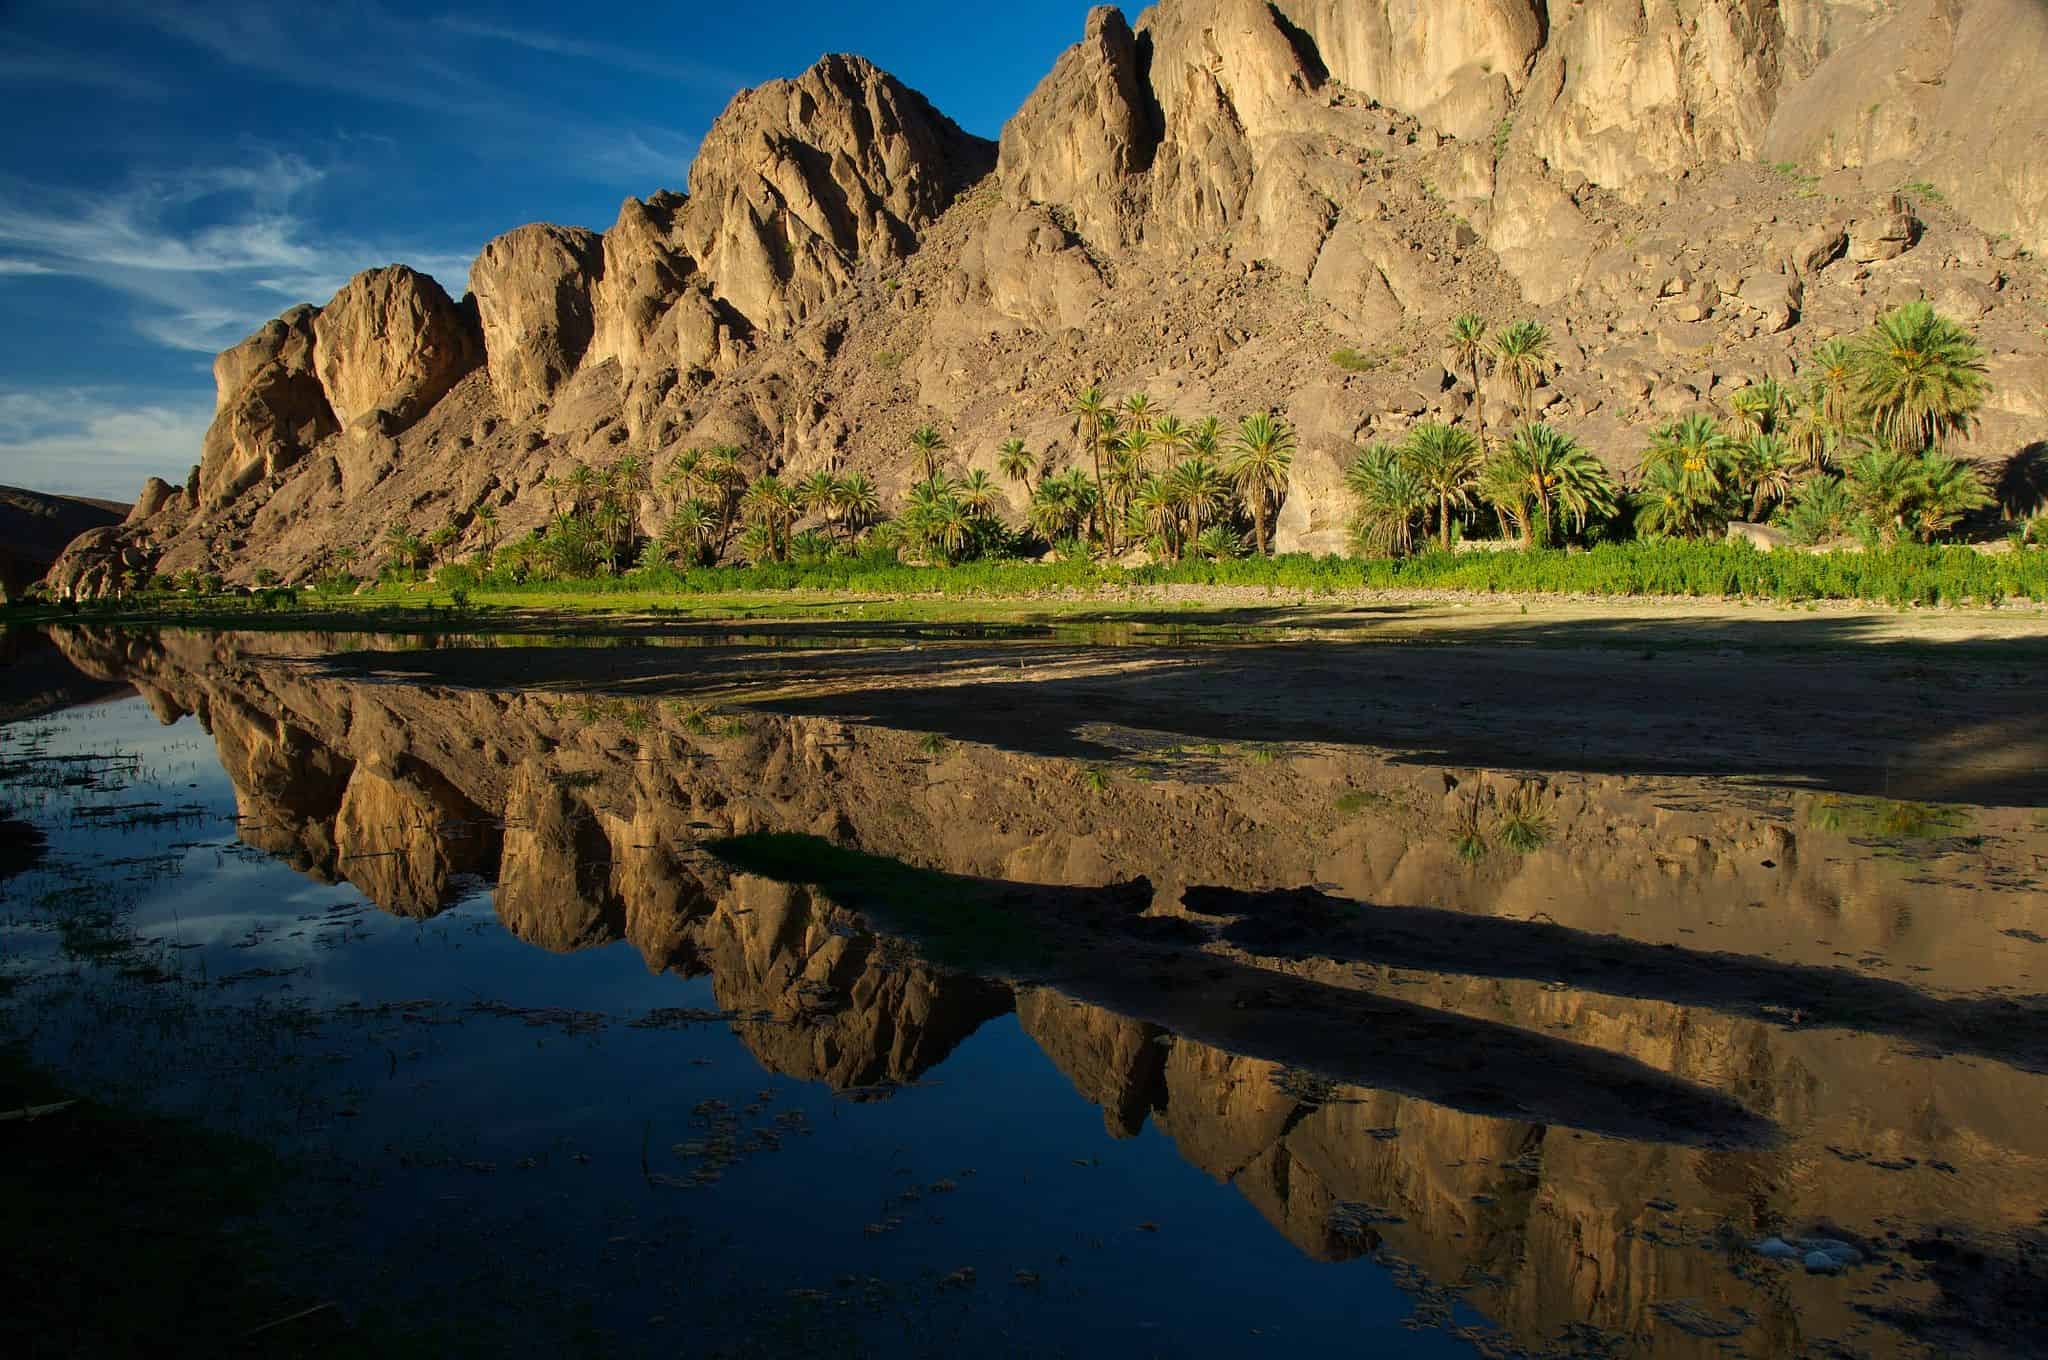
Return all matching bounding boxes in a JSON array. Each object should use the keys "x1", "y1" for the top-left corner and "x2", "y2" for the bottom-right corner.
[{"x1": 3, "y1": 623, "x2": 2045, "y2": 1356}]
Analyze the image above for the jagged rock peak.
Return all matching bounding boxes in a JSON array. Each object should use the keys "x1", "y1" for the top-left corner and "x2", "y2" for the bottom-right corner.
[
  {"x1": 471, "y1": 223, "x2": 606, "y2": 421},
  {"x1": 198, "y1": 302, "x2": 335, "y2": 507},
  {"x1": 681, "y1": 52, "x2": 997, "y2": 334},
  {"x1": 997, "y1": 7, "x2": 1157, "y2": 248}
]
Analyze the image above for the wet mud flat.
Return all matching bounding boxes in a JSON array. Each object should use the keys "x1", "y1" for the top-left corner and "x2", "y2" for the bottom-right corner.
[{"x1": 4, "y1": 620, "x2": 2048, "y2": 1356}]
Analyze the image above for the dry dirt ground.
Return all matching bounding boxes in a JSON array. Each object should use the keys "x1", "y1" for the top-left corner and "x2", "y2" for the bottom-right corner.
[{"x1": 309, "y1": 595, "x2": 2048, "y2": 808}]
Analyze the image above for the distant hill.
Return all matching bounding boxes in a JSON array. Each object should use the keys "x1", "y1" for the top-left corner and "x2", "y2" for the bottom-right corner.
[{"x1": 0, "y1": 486, "x2": 129, "y2": 601}]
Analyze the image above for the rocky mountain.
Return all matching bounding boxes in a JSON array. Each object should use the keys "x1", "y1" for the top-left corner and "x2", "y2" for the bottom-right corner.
[
  {"x1": 45, "y1": 0, "x2": 2048, "y2": 594},
  {"x1": 1, "y1": 486, "x2": 127, "y2": 601}
]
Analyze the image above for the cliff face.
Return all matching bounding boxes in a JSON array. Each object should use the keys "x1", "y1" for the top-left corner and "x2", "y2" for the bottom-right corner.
[{"x1": 44, "y1": 0, "x2": 2048, "y2": 595}]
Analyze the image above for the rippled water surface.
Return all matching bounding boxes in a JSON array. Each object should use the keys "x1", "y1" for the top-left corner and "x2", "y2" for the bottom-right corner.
[{"x1": 3, "y1": 622, "x2": 2046, "y2": 1357}]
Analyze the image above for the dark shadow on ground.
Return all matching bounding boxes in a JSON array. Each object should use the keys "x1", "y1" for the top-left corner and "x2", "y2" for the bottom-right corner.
[
  {"x1": 1200, "y1": 886, "x2": 2048, "y2": 1075},
  {"x1": 709, "y1": 833, "x2": 1778, "y2": 1148},
  {"x1": 67, "y1": 606, "x2": 2048, "y2": 804}
]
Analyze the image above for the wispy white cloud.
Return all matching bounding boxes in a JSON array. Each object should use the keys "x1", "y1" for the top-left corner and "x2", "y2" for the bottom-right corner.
[
  {"x1": 114, "y1": 1, "x2": 725, "y2": 188},
  {"x1": 0, "y1": 35, "x2": 169, "y2": 99},
  {"x1": 0, "y1": 387, "x2": 215, "y2": 498},
  {"x1": 434, "y1": 15, "x2": 747, "y2": 91},
  {"x1": 0, "y1": 153, "x2": 478, "y2": 354}
]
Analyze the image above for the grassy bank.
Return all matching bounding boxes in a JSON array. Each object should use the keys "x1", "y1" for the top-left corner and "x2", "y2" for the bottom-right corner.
[
  {"x1": 443, "y1": 540, "x2": 2048, "y2": 607},
  {"x1": 23, "y1": 541, "x2": 2048, "y2": 633}
]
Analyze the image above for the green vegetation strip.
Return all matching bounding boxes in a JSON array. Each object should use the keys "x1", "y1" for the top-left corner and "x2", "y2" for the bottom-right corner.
[{"x1": 317, "y1": 541, "x2": 2048, "y2": 607}]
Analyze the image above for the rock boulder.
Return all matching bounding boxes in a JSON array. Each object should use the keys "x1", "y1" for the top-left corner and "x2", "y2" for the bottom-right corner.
[
  {"x1": 197, "y1": 304, "x2": 338, "y2": 507},
  {"x1": 312, "y1": 265, "x2": 481, "y2": 430}
]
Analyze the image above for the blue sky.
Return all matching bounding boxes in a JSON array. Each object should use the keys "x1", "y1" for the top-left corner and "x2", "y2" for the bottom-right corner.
[{"x1": 0, "y1": 1, "x2": 1097, "y2": 498}]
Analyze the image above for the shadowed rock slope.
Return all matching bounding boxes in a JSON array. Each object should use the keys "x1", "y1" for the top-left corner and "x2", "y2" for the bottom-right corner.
[
  {"x1": 1, "y1": 487, "x2": 126, "y2": 602},
  {"x1": 45, "y1": 0, "x2": 2048, "y2": 593}
]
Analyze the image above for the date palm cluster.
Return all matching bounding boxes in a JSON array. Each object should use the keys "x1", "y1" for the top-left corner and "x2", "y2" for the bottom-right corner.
[
  {"x1": 1637, "y1": 302, "x2": 1991, "y2": 546},
  {"x1": 383, "y1": 299, "x2": 1995, "y2": 586},
  {"x1": 1348, "y1": 301, "x2": 1994, "y2": 556},
  {"x1": 1045, "y1": 391, "x2": 1297, "y2": 562}
]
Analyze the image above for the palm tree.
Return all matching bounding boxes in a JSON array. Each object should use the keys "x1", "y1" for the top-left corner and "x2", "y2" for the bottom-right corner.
[
  {"x1": 1489, "y1": 320, "x2": 1552, "y2": 424},
  {"x1": 956, "y1": 469, "x2": 1001, "y2": 518},
  {"x1": 1346, "y1": 443, "x2": 1430, "y2": 557},
  {"x1": 796, "y1": 470, "x2": 838, "y2": 519},
  {"x1": 1028, "y1": 477, "x2": 1080, "y2": 544},
  {"x1": 427, "y1": 524, "x2": 458, "y2": 569},
  {"x1": 1735, "y1": 433, "x2": 1804, "y2": 520},
  {"x1": 1779, "y1": 474, "x2": 1855, "y2": 546},
  {"x1": 1115, "y1": 423, "x2": 1154, "y2": 479},
  {"x1": 1189, "y1": 524, "x2": 1243, "y2": 561},
  {"x1": 742, "y1": 475, "x2": 797, "y2": 561},
  {"x1": 1635, "y1": 460, "x2": 1711, "y2": 540},
  {"x1": 735, "y1": 523, "x2": 776, "y2": 566},
  {"x1": 1642, "y1": 414, "x2": 1735, "y2": 498},
  {"x1": 1150, "y1": 414, "x2": 1190, "y2": 465},
  {"x1": 662, "y1": 448, "x2": 704, "y2": 507},
  {"x1": 661, "y1": 498, "x2": 715, "y2": 566},
  {"x1": 835, "y1": 472, "x2": 881, "y2": 541},
  {"x1": 704, "y1": 447, "x2": 745, "y2": 546},
  {"x1": 564, "y1": 462, "x2": 601, "y2": 515},
  {"x1": 1166, "y1": 458, "x2": 1228, "y2": 545},
  {"x1": 612, "y1": 453, "x2": 648, "y2": 501},
  {"x1": 931, "y1": 498, "x2": 973, "y2": 562},
  {"x1": 1128, "y1": 475, "x2": 1180, "y2": 559},
  {"x1": 1102, "y1": 448, "x2": 1144, "y2": 553},
  {"x1": 1070, "y1": 386, "x2": 1111, "y2": 515},
  {"x1": 1806, "y1": 339, "x2": 1857, "y2": 435},
  {"x1": 1189, "y1": 416, "x2": 1223, "y2": 460},
  {"x1": 1484, "y1": 423, "x2": 1617, "y2": 548},
  {"x1": 1842, "y1": 445, "x2": 1920, "y2": 544},
  {"x1": 1784, "y1": 398, "x2": 1834, "y2": 473},
  {"x1": 1448, "y1": 313, "x2": 1490, "y2": 448},
  {"x1": 908, "y1": 425, "x2": 948, "y2": 481},
  {"x1": 1849, "y1": 301, "x2": 1990, "y2": 454},
  {"x1": 1909, "y1": 452, "x2": 1991, "y2": 541},
  {"x1": 997, "y1": 439, "x2": 1035, "y2": 493},
  {"x1": 591, "y1": 493, "x2": 632, "y2": 571},
  {"x1": 382, "y1": 525, "x2": 426, "y2": 580},
  {"x1": 1636, "y1": 415, "x2": 1735, "y2": 539},
  {"x1": 1728, "y1": 379, "x2": 1791, "y2": 439},
  {"x1": 474, "y1": 504, "x2": 501, "y2": 555},
  {"x1": 1121, "y1": 392, "x2": 1156, "y2": 432},
  {"x1": 1400, "y1": 422, "x2": 1483, "y2": 551},
  {"x1": 1228, "y1": 412, "x2": 1297, "y2": 556}
]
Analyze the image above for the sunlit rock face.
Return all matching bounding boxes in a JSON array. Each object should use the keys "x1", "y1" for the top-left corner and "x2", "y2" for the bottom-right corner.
[
  {"x1": 681, "y1": 53, "x2": 995, "y2": 337},
  {"x1": 470, "y1": 224, "x2": 607, "y2": 422},
  {"x1": 196, "y1": 304, "x2": 336, "y2": 509},
  {"x1": 312, "y1": 265, "x2": 481, "y2": 432}
]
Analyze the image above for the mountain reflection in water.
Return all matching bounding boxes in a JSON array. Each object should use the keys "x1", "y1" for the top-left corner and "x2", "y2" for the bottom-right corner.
[{"x1": 18, "y1": 624, "x2": 2048, "y2": 1357}]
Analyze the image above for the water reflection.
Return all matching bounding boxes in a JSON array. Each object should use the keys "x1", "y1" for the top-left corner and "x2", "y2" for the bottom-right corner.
[{"x1": 27, "y1": 624, "x2": 2048, "y2": 1355}]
